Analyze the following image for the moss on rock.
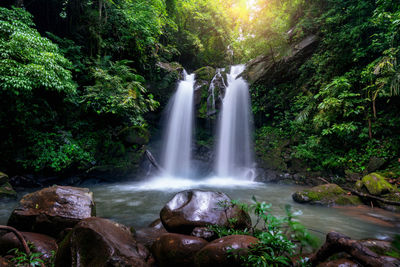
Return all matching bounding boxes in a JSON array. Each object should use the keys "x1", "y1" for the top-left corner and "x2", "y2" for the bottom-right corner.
[
  {"x1": 119, "y1": 125, "x2": 150, "y2": 145},
  {"x1": 292, "y1": 184, "x2": 362, "y2": 206},
  {"x1": 361, "y1": 173, "x2": 395, "y2": 196},
  {"x1": 0, "y1": 182, "x2": 17, "y2": 199},
  {"x1": 0, "y1": 172, "x2": 8, "y2": 184},
  {"x1": 194, "y1": 66, "x2": 215, "y2": 82}
]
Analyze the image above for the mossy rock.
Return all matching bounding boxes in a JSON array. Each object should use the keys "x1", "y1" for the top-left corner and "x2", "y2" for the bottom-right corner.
[
  {"x1": 0, "y1": 182, "x2": 17, "y2": 199},
  {"x1": 355, "y1": 180, "x2": 363, "y2": 191},
  {"x1": 0, "y1": 172, "x2": 9, "y2": 185},
  {"x1": 194, "y1": 66, "x2": 216, "y2": 82},
  {"x1": 360, "y1": 173, "x2": 395, "y2": 196},
  {"x1": 292, "y1": 184, "x2": 362, "y2": 206},
  {"x1": 119, "y1": 126, "x2": 150, "y2": 145}
]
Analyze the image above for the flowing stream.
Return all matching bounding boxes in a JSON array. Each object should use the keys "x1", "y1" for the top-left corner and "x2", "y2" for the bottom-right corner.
[{"x1": 1, "y1": 181, "x2": 399, "y2": 241}]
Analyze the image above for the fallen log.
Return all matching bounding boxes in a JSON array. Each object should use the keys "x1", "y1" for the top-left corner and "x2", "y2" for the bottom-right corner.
[
  {"x1": 145, "y1": 150, "x2": 164, "y2": 172},
  {"x1": 310, "y1": 231, "x2": 400, "y2": 267},
  {"x1": 343, "y1": 187, "x2": 400, "y2": 206}
]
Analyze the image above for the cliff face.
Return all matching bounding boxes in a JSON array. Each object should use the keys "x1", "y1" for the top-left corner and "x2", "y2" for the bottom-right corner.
[{"x1": 243, "y1": 35, "x2": 319, "y2": 86}]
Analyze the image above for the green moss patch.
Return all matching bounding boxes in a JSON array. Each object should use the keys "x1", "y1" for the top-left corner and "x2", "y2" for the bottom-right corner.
[
  {"x1": 361, "y1": 173, "x2": 395, "y2": 196},
  {"x1": 292, "y1": 184, "x2": 362, "y2": 206},
  {"x1": 0, "y1": 182, "x2": 17, "y2": 199},
  {"x1": 194, "y1": 66, "x2": 216, "y2": 82},
  {"x1": 0, "y1": 172, "x2": 8, "y2": 184}
]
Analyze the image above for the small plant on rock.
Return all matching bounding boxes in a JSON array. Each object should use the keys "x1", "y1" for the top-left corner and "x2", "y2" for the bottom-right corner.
[{"x1": 210, "y1": 197, "x2": 319, "y2": 266}]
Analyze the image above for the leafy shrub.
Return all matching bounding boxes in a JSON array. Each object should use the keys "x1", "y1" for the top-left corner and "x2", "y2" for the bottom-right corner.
[{"x1": 209, "y1": 197, "x2": 319, "y2": 266}]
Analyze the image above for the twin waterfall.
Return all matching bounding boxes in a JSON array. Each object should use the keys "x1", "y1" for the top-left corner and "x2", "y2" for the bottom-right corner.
[
  {"x1": 161, "y1": 71, "x2": 194, "y2": 177},
  {"x1": 161, "y1": 66, "x2": 254, "y2": 180},
  {"x1": 215, "y1": 65, "x2": 253, "y2": 179}
]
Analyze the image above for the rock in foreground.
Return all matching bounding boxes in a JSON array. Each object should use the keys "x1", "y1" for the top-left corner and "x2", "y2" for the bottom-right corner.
[
  {"x1": 194, "y1": 235, "x2": 259, "y2": 267},
  {"x1": 292, "y1": 184, "x2": 362, "y2": 206},
  {"x1": 0, "y1": 232, "x2": 57, "y2": 260},
  {"x1": 151, "y1": 233, "x2": 208, "y2": 267},
  {"x1": 55, "y1": 217, "x2": 152, "y2": 267},
  {"x1": 7, "y1": 185, "x2": 95, "y2": 237},
  {"x1": 160, "y1": 190, "x2": 251, "y2": 234}
]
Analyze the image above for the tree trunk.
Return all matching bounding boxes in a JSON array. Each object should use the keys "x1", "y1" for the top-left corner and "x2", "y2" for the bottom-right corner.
[
  {"x1": 372, "y1": 98, "x2": 377, "y2": 118},
  {"x1": 368, "y1": 118, "x2": 372, "y2": 139},
  {"x1": 343, "y1": 187, "x2": 400, "y2": 206},
  {"x1": 145, "y1": 150, "x2": 164, "y2": 172}
]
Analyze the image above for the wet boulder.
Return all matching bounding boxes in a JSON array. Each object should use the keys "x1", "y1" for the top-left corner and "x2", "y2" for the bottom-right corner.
[
  {"x1": 7, "y1": 185, "x2": 95, "y2": 237},
  {"x1": 191, "y1": 227, "x2": 218, "y2": 241},
  {"x1": 194, "y1": 235, "x2": 259, "y2": 267},
  {"x1": 292, "y1": 184, "x2": 362, "y2": 206},
  {"x1": 317, "y1": 258, "x2": 360, "y2": 267},
  {"x1": 0, "y1": 232, "x2": 57, "y2": 260},
  {"x1": 151, "y1": 233, "x2": 208, "y2": 267},
  {"x1": 160, "y1": 190, "x2": 251, "y2": 234},
  {"x1": 135, "y1": 219, "x2": 167, "y2": 249},
  {"x1": 55, "y1": 217, "x2": 152, "y2": 267}
]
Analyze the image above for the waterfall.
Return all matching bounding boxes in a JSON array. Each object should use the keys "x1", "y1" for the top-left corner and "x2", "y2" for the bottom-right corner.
[
  {"x1": 161, "y1": 70, "x2": 195, "y2": 177},
  {"x1": 215, "y1": 65, "x2": 254, "y2": 180},
  {"x1": 207, "y1": 68, "x2": 226, "y2": 116}
]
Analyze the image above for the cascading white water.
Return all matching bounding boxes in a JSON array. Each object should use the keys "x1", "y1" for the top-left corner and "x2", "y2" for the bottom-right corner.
[
  {"x1": 215, "y1": 65, "x2": 254, "y2": 179},
  {"x1": 207, "y1": 68, "x2": 226, "y2": 116},
  {"x1": 161, "y1": 70, "x2": 195, "y2": 177}
]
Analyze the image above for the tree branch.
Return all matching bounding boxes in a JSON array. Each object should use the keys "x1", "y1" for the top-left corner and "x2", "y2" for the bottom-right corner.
[{"x1": 343, "y1": 187, "x2": 400, "y2": 206}]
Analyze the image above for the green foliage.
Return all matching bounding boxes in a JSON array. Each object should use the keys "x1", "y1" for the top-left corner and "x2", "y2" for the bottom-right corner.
[
  {"x1": 386, "y1": 235, "x2": 400, "y2": 258},
  {"x1": 19, "y1": 131, "x2": 96, "y2": 172},
  {"x1": 0, "y1": 7, "x2": 157, "y2": 174},
  {"x1": 8, "y1": 243, "x2": 55, "y2": 267},
  {"x1": 83, "y1": 59, "x2": 159, "y2": 125},
  {"x1": 0, "y1": 7, "x2": 76, "y2": 95},
  {"x1": 253, "y1": 0, "x2": 400, "y2": 175},
  {"x1": 209, "y1": 197, "x2": 318, "y2": 266}
]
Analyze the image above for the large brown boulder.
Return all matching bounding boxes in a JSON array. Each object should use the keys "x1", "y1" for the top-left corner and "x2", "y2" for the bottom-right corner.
[
  {"x1": 55, "y1": 217, "x2": 152, "y2": 267},
  {"x1": 0, "y1": 232, "x2": 57, "y2": 260},
  {"x1": 135, "y1": 219, "x2": 167, "y2": 249},
  {"x1": 160, "y1": 190, "x2": 251, "y2": 234},
  {"x1": 7, "y1": 186, "x2": 95, "y2": 237},
  {"x1": 151, "y1": 233, "x2": 208, "y2": 267},
  {"x1": 194, "y1": 235, "x2": 259, "y2": 267}
]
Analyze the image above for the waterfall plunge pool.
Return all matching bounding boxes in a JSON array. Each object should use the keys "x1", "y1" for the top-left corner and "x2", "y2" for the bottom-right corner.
[{"x1": 1, "y1": 177, "x2": 399, "y2": 241}]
